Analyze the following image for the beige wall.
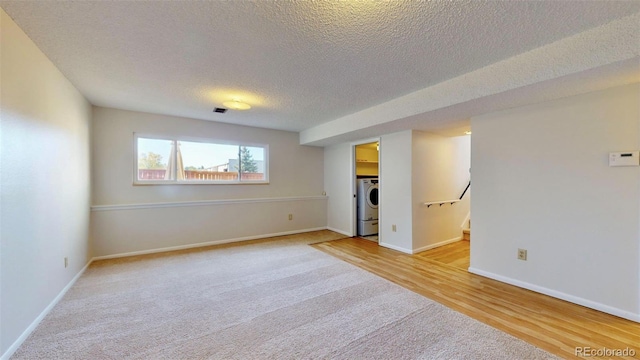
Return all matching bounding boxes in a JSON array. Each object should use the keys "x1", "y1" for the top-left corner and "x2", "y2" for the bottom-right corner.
[
  {"x1": 470, "y1": 84, "x2": 640, "y2": 321},
  {"x1": 1, "y1": 9, "x2": 92, "y2": 357},
  {"x1": 412, "y1": 132, "x2": 470, "y2": 252},
  {"x1": 91, "y1": 107, "x2": 326, "y2": 257}
]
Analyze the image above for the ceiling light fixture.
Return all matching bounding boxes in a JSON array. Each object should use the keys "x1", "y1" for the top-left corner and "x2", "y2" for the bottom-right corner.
[{"x1": 222, "y1": 99, "x2": 251, "y2": 110}]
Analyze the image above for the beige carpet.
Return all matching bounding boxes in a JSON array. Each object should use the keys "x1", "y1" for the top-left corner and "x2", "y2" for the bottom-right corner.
[{"x1": 12, "y1": 231, "x2": 556, "y2": 359}]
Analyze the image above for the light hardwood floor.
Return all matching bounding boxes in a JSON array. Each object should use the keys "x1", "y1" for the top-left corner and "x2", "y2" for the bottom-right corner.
[{"x1": 312, "y1": 238, "x2": 640, "y2": 359}]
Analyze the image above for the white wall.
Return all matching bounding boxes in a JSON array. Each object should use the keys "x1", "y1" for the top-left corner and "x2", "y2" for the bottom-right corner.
[
  {"x1": 470, "y1": 84, "x2": 640, "y2": 321},
  {"x1": 379, "y1": 131, "x2": 413, "y2": 253},
  {"x1": 0, "y1": 8, "x2": 92, "y2": 357},
  {"x1": 412, "y1": 132, "x2": 470, "y2": 252},
  {"x1": 91, "y1": 107, "x2": 326, "y2": 257},
  {"x1": 324, "y1": 143, "x2": 354, "y2": 236}
]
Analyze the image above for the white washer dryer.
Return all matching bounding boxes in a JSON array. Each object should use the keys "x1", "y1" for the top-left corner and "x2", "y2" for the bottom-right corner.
[{"x1": 357, "y1": 178, "x2": 378, "y2": 236}]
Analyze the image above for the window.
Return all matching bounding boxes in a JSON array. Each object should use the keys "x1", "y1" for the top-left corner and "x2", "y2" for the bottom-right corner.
[{"x1": 135, "y1": 134, "x2": 268, "y2": 184}]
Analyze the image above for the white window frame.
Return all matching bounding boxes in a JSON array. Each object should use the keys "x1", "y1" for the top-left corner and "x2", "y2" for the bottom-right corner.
[{"x1": 133, "y1": 133, "x2": 269, "y2": 185}]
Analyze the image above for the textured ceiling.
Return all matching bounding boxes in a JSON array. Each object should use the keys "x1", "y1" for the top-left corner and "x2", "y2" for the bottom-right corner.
[{"x1": 1, "y1": 1, "x2": 639, "y2": 142}]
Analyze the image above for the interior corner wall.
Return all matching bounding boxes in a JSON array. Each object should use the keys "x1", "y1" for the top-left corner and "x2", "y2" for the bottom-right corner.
[
  {"x1": 379, "y1": 130, "x2": 413, "y2": 253},
  {"x1": 451, "y1": 135, "x2": 472, "y2": 229},
  {"x1": 470, "y1": 84, "x2": 640, "y2": 320},
  {"x1": 324, "y1": 143, "x2": 354, "y2": 236},
  {"x1": 90, "y1": 107, "x2": 326, "y2": 257},
  {"x1": 412, "y1": 132, "x2": 470, "y2": 252},
  {"x1": 0, "y1": 8, "x2": 92, "y2": 356}
]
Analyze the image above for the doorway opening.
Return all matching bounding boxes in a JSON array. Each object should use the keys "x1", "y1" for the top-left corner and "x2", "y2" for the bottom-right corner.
[{"x1": 354, "y1": 141, "x2": 379, "y2": 242}]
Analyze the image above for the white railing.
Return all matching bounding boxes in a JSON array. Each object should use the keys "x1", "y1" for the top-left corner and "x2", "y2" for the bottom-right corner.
[
  {"x1": 422, "y1": 199, "x2": 460, "y2": 208},
  {"x1": 423, "y1": 180, "x2": 470, "y2": 208}
]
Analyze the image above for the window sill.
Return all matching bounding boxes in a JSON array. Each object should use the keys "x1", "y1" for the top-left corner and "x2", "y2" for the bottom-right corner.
[{"x1": 133, "y1": 181, "x2": 270, "y2": 186}]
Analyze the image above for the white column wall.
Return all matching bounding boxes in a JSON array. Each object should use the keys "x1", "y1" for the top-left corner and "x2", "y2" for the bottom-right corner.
[
  {"x1": 324, "y1": 143, "x2": 354, "y2": 236},
  {"x1": 378, "y1": 131, "x2": 413, "y2": 253}
]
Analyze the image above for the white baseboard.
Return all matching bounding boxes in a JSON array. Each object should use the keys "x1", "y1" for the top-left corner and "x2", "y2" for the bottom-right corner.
[
  {"x1": 380, "y1": 236, "x2": 462, "y2": 255},
  {"x1": 379, "y1": 242, "x2": 413, "y2": 254},
  {"x1": 413, "y1": 236, "x2": 462, "y2": 254},
  {"x1": 326, "y1": 227, "x2": 353, "y2": 237},
  {"x1": 93, "y1": 227, "x2": 328, "y2": 261},
  {"x1": 468, "y1": 267, "x2": 640, "y2": 323},
  {"x1": 1, "y1": 260, "x2": 93, "y2": 360}
]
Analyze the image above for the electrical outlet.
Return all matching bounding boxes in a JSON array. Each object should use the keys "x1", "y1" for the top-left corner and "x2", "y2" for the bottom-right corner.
[
  {"x1": 392, "y1": 224, "x2": 397, "y2": 232},
  {"x1": 517, "y1": 249, "x2": 527, "y2": 261},
  {"x1": 64, "y1": 257, "x2": 69, "y2": 268},
  {"x1": 288, "y1": 214, "x2": 293, "y2": 220}
]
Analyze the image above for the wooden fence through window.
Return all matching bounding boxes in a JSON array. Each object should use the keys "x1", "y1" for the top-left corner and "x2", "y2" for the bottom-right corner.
[{"x1": 138, "y1": 169, "x2": 264, "y2": 181}]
